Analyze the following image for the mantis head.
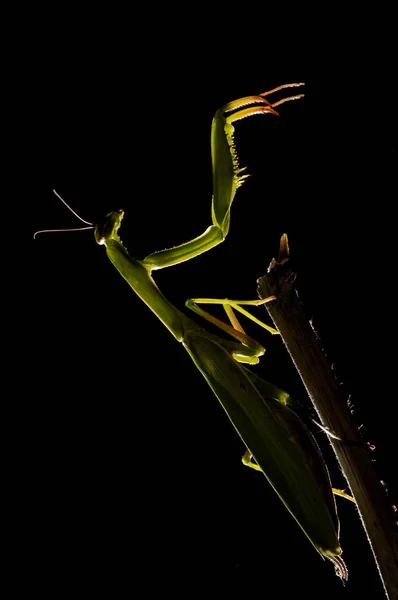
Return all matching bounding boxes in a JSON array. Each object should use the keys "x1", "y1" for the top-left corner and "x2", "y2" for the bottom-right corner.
[{"x1": 94, "y1": 209, "x2": 124, "y2": 246}]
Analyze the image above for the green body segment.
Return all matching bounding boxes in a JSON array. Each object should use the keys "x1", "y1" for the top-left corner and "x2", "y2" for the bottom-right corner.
[{"x1": 184, "y1": 328, "x2": 341, "y2": 557}]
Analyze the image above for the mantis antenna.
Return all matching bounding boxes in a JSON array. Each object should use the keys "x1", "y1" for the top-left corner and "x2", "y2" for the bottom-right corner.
[{"x1": 33, "y1": 190, "x2": 94, "y2": 239}]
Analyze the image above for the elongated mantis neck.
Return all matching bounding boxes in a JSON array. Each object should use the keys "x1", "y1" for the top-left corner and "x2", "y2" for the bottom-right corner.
[{"x1": 95, "y1": 210, "x2": 189, "y2": 342}]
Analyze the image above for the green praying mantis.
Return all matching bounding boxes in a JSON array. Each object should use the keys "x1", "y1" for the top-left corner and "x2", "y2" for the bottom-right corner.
[{"x1": 37, "y1": 83, "x2": 349, "y2": 580}]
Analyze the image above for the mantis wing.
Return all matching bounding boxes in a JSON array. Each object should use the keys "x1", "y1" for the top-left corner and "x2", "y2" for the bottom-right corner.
[{"x1": 184, "y1": 326, "x2": 345, "y2": 575}]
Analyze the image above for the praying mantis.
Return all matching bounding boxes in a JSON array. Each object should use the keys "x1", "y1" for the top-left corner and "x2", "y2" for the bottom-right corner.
[{"x1": 37, "y1": 83, "x2": 349, "y2": 580}]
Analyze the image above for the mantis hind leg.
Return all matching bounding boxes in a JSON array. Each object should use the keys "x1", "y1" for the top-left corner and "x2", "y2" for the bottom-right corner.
[{"x1": 242, "y1": 450, "x2": 356, "y2": 503}]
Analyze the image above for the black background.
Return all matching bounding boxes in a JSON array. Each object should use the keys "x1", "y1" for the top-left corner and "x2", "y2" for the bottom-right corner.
[{"x1": 22, "y1": 16, "x2": 397, "y2": 599}]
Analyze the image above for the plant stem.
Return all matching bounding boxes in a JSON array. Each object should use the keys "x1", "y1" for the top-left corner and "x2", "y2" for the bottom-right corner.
[{"x1": 257, "y1": 235, "x2": 398, "y2": 600}]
